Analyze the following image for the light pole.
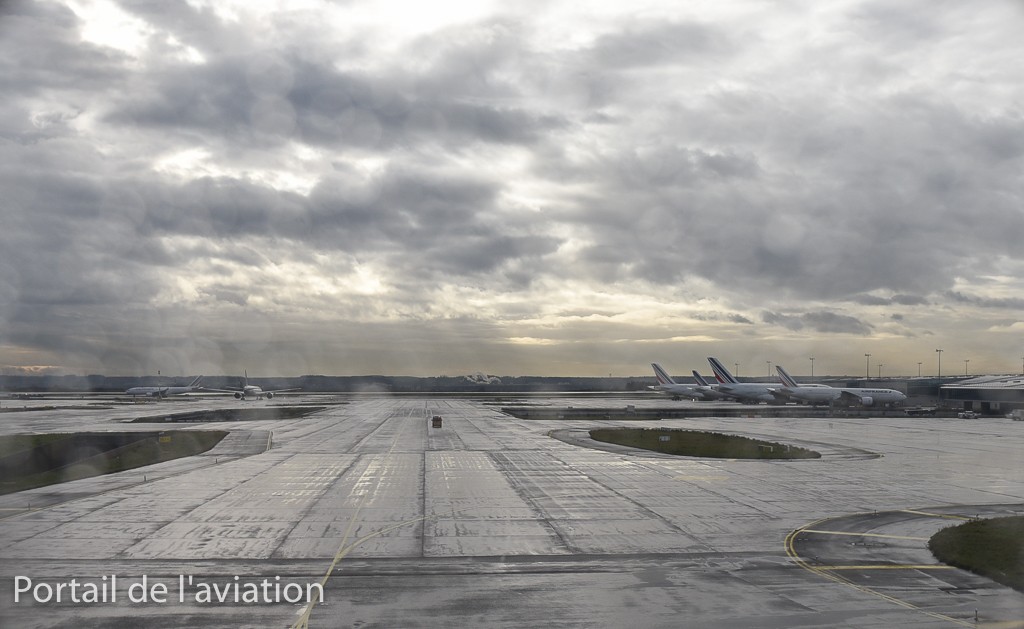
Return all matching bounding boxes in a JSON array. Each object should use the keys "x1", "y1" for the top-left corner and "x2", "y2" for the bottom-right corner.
[
  {"x1": 878, "y1": 363, "x2": 883, "y2": 379},
  {"x1": 964, "y1": 359, "x2": 969, "y2": 376},
  {"x1": 917, "y1": 362, "x2": 922, "y2": 377},
  {"x1": 809, "y1": 357, "x2": 815, "y2": 378},
  {"x1": 936, "y1": 348, "x2": 943, "y2": 378},
  {"x1": 864, "y1": 353, "x2": 871, "y2": 380},
  {"x1": 767, "y1": 361, "x2": 772, "y2": 377}
]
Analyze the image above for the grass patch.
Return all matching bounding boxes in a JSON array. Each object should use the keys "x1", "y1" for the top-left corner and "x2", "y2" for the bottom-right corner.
[
  {"x1": 929, "y1": 516, "x2": 1024, "y2": 592},
  {"x1": 589, "y1": 428, "x2": 820, "y2": 459},
  {"x1": 0, "y1": 431, "x2": 227, "y2": 495}
]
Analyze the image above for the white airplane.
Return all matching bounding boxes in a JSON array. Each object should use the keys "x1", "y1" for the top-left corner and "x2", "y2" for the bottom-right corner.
[
  {"x1": 126, "y1": 376, "x2": 203, "y2": 398},
  {"x1": 202, "y1": 371, "x2": 300, "y2": 400},
  {"x1": 650, "y1": 363, "x2": 713, "y2": 400},
  {"x1": 689, "y1": 370, "x2": 731, "y2": 401},
  {"x1": 774, "y1": 365, "x2": 907, "y2": 407},
  {"x1": 707, "y1": 357, "x2": 780, "y2": 404}
]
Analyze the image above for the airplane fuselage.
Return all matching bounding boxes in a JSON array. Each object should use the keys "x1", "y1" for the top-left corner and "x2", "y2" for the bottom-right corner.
[
  {"x1": 126, "y1": 378, "x2": 202, "y2": 398},
  {"x1": 126, "y1": 386, "x2": 170, "y2": 398},
  {"x1": 714, "y1": 383, "x2": 778, "y2": 404},
  {"x1": 781, "y1": 386, "x2": 906, "y2": 406},
  {"x1": 235, "y1": 386, "x2": 273, "y2": 400}
]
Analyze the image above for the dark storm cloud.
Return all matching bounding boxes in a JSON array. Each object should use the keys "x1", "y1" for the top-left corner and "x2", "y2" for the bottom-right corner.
[
  {"x1": 692, "y1": 312, "x2": 754, "y2": 325},
  {"x1": 762, "y1": 311, "x2": 873, "y2": 335},
  {"x1": 558, "y1": 87, "x2": 1024, "y2": 302},
  {"x1": 108, "y1": 58, "x2": 564, "y2": 149},
  {"x1": 101, "y1": 8, "x2": 567, "y2": 153},
  {"x1": 945, "y1": 291, "x2": 1024, "y2": 310}
]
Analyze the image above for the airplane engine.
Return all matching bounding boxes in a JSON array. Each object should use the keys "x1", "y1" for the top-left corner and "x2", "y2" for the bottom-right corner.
[
  {"x1": 860, "y1": 396, "x2": 874, "y2": 406},
  {"x1": 266, "y1": 392, "x2": 274, "y2": 399},
  {"x1": 234, "y1": 392, "x2": 242, "y2": 399}
]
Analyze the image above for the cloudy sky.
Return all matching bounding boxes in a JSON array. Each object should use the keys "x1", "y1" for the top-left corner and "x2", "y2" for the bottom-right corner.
[{"x1": 2, "y1": 0, "x2": 1023, "y2": 378}]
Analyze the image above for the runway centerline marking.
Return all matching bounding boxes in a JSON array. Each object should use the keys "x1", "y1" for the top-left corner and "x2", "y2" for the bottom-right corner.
[{"x1": 293, "y1": 412, "x2": 420, "y2": 629}]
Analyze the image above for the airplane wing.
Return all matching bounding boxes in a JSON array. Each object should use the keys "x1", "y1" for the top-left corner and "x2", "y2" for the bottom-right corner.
[
  {"x1": 839, "y1": 390, "x2": 867, "y2": 405},
  {"x1": 264, "y1": 388, "x2": 302, "y2": 394},
  {"x1": 198, "y1": 387, "x2": 242, "y2": 394}
]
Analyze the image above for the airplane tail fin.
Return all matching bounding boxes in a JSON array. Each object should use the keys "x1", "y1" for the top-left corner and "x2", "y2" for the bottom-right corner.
[
  {"x1": 775, "y1": 365, "x2": 799, "y2": 388},
  {"x1": 189, "y1": 376, "x2": 203, "y2": 387},
  {"x1": 651, "y1": 363, "x2": 677, "y2": 386},
  {"x1": 707, "y1": 357, "x2": 739, "y2": 384},
  {"x1": 692, "y1": 371, "x2": 710, "y2": 387}
]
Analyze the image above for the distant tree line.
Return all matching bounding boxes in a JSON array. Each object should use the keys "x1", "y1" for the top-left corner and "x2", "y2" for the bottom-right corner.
[{"x1": 0, "y1": 374, "x2": 656, "y2": 393}]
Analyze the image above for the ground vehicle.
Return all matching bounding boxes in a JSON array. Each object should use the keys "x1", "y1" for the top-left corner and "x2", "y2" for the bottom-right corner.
[{"x1": 957, "y1": 411, "x2": 980, "y2": 419}]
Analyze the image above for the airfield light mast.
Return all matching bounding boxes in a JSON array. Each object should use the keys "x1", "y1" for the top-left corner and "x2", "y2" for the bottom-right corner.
[
  {"x1": 864, "y1": 354, "x2": 871, "y2": 380},
  {"x1": 936, "y1": 349, "x2": 943, "y2": 378}
]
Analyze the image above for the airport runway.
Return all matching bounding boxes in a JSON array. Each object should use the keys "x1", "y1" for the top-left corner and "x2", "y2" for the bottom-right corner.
[{"x1": 2, "y1": 396, "x2": 1024, "y2": 627}]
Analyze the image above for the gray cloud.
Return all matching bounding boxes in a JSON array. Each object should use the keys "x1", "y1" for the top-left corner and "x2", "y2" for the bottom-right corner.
[
  {"x1": 945, "y1": 291, "x2": 1024, "y2": 310},
  {"x1": 762, "y1": 311, "x2": 873, "y2": 335},
  {"x1": 588, "y1": 20, "x2": 735, "y2": 69},
  {"x1": 692, "y1": 312, "x2": 755, "y2": 325},
  {"x1": 2, "y1": 0, "x2": 1023, "y2": 375}
]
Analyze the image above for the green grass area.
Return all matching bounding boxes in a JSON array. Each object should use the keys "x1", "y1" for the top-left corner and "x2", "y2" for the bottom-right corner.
[
  {"x1": 130, "y1": 406, "x2": 325, "y2": 423},
  {"x1": 929, "y1": 516, "x2": 1024, "y2": 592},
  {"x1": 589, "y1": 428, "x2": 821, "y2": 460},
  {"x1": 0, "y1": 433, "x2": 71, "y2": 458},
  {"x1": 0, "y1": 431, "x2": 227, "y2": 495}
]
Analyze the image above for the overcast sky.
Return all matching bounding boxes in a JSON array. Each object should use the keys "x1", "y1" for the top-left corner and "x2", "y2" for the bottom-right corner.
[{"x1": 2, "y1": 0, "x2": 1023, "y2": 378}]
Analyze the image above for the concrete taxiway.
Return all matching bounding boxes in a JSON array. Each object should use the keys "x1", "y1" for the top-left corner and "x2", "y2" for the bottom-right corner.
[{"x1": 2, "y1": 396, "x2": 1024, "y2": 627}]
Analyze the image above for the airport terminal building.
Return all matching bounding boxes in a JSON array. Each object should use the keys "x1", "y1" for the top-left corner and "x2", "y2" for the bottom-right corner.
[
  {"x1": 938, "y1": 374, "x2": 1024, "y2": 415},
  {"x1": 822, "y1": 375, "x2": 1024, "y2": 416}
]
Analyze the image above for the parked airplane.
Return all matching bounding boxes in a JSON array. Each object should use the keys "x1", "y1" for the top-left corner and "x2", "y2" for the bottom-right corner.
[
  {"x1": 126, "y1": 376, "x2": 203, "y2": 398},
  {"x1": 706, "y1": 357, "x2": 779, "y2": 404},
  {"x1": 690, "y1": 370, "x2": 730, "y2": 401},
  {"x1": 650, "y1": 363, "x2": 712, "y2": 400},
  {"x1": 202, "y1": 371, "x2": 300, "y2": 400},
  {"x1": 774, "y1": 365, "x2": 907, "y2": 407}
]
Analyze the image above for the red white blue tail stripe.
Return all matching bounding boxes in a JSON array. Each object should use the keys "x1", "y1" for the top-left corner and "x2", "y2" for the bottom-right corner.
[
  {"x1": 651, "y1": 363, "x2": 677, "y2": 386},
  {"x1": 707, "y1": 357, "x2": 739, "y2": 384}
]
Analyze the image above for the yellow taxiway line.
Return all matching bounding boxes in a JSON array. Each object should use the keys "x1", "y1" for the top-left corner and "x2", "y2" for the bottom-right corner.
[
  {"x1": 799, "y1": 528, "x2": 930, "y2": 541},
  {"x1": 785, "y1": 515, "x2": 975, "y2": 628}
]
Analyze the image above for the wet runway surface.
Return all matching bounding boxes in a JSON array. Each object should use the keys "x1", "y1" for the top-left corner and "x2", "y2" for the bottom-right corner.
[{"x1": 2, "y1": 396, "x2": 1024, "y2": 627}]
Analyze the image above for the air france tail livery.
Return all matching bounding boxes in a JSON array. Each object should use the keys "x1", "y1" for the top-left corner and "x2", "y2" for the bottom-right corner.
[
  {"x1": 691, "y1": 370, "x2": 729, "y2": 400},
  {"x1": 126, "y1": 376, "x2": 203, "y2": 398},
  {"x1": 774, "y1": 365, "x2": 906, "y2": 407},
  {"x1": 650, "y1": 363, "x2": 709, "y2": 400},
  {"x1": 706, "y1": 357, "x2": 778, "y2": 404}
]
